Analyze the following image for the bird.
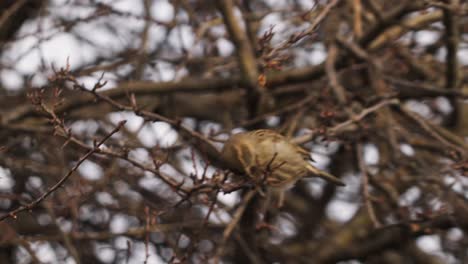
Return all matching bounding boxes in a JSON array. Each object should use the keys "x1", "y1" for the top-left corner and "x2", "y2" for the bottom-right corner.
[{"x1": 221, "y1": 129, "x2": 345, "y2": 206}]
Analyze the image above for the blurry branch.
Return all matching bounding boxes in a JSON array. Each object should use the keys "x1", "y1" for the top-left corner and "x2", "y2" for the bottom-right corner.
[
  {"x1": 0, "y1": 117, "x2": 126, "y2": 222},
  {"x1": 214, "y1": 189, "x2": 257, "y2": 263},
  {"x1": 1, "y1": 76, "x2": 241, "y2": 124},
  {"x1": 360, "y1": 1, "x2": 426, "y2": 47},
  {"x1": 368, "y1": 9, "x2": 443, "y2": 50},
  {"x1": 0, "y1": 0, "x2": 44, "y2": 43},
  {"x1": 267, "y1": 5, "x2": 443, "y2": 85},
  {"x1": 44, "y1": 201, "x2": 81, "y2": 264},
  {"x1": 353, "y1": 0, "x2": 363, "y2": 38},
  {"x1": 336, "y1": 35, "x2": 370, "y2": 61},
  {"x1": 216, "y1": 0, "x2": 271, "y2": 119},
  {"x1": 72, "y1": 79, "x2": 223, "y2": 168},
  {"x1": 326, "y1": 43, "x2": 348, "y2": 104},
  {"x1": 0, "y1": 0, "x2": 28, "y2": 30},
  {"x1": 395, "y1": 105, "x2": 468, "y2": 156},
  {"x1": 442, "y1": 0, "x2": 461, "y2": 128},
  {"x1": 280, "y1": 193, "x2": 465, "y2": 263},
  {"x1": 357, "y1": 144, "x2": 382, "y2": 228},
  {"x1": 292, "y1": 98, "x2": 400, "y2": 145},
  {"x1": 132, "y1": 0, "x2": 152, "y2": 79},
  {"x1": 0, "y1": 220, "x2": 209, "y2": 246},
  {"x1": 265, "y1": 0, "x2": 341, "y2": 58},
  {"x1": 0, "y1": 3, "x2": 444, "y2": 129},
  {"x1": 0, "y1": 155, "x2": 62, "y2": 176},
  {"x1": 383, "y1": 76, "x2": 468, "y2": 99},
  {"x1": 240, "y1": 93, "x2": 316, "y2": 128},
  {"x1": 443, "y1": 0, "x2": 460, "y2": 92},
  {"x1": 45, "y1": 117, "x2": 189, "y2": 193},
  {"x1": 314, "y1": 213, "x2": 458, "y2": 263},
  {"x1": 0, "y1": 4, "x2": 445, "y2": 126},
  {"x1": 393, "y1": 46, "x2": 437, "y2": 80},
  {"x1": 41, "y1": 67, "x2": 260, "y2": 201},
  {"x1": 240, "y1": 1, "x2": 260, "y2": 51},
  {"x1": 216, "y1": 0, "x2": 258, "y2": 88}
]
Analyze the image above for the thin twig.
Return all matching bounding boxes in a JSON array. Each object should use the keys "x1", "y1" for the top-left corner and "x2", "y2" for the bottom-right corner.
[
  {"x1": 0, "y1": 120, "x2": 126, "y2": 222},
  {"x1": 213, "y1": 189, "x2": 257, "y2": 263},
  {"x1": 293, "y1": 98, "x2": 400, "y2": 145},
  {"x1": 357, "y1": 143, "x2": 382, "y2": 228}
]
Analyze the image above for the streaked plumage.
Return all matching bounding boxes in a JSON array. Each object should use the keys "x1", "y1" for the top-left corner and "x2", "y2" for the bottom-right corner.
[{"x1": 221, "y1": 129, "x2": 345, "y2": 205}]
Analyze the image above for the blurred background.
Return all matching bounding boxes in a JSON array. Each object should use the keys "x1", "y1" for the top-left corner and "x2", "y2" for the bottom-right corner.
[{"x1": 0, "y1": 0, "x2": 467, "y2": 263}]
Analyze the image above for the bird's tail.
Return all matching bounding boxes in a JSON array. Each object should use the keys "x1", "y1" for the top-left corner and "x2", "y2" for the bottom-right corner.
[{"x1": 306, "y1": 164, "x2": 345, "y2": 186}]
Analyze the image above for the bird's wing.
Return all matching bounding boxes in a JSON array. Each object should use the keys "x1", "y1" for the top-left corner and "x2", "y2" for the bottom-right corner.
[
  {"x1": 251, "y1": 129, "x2": 315, "y2": 162},
  {"x1": 248, "y1": 129, "x2": 284, "y2": 142}
]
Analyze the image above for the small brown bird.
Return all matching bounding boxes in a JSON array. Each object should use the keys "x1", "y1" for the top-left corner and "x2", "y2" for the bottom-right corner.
[{"x1": 221, "y1": 129, "x2": 345, "y2": 206}]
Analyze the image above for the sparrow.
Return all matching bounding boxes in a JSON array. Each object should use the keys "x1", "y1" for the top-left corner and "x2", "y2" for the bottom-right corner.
[{"x1": 221, "y1": 129, "x2": 345, "y2": 206}]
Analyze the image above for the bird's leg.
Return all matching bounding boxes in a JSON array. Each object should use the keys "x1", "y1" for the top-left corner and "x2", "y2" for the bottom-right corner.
[{"x1": 255, "y1": 189, "x2": 278, "y2": 232}]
